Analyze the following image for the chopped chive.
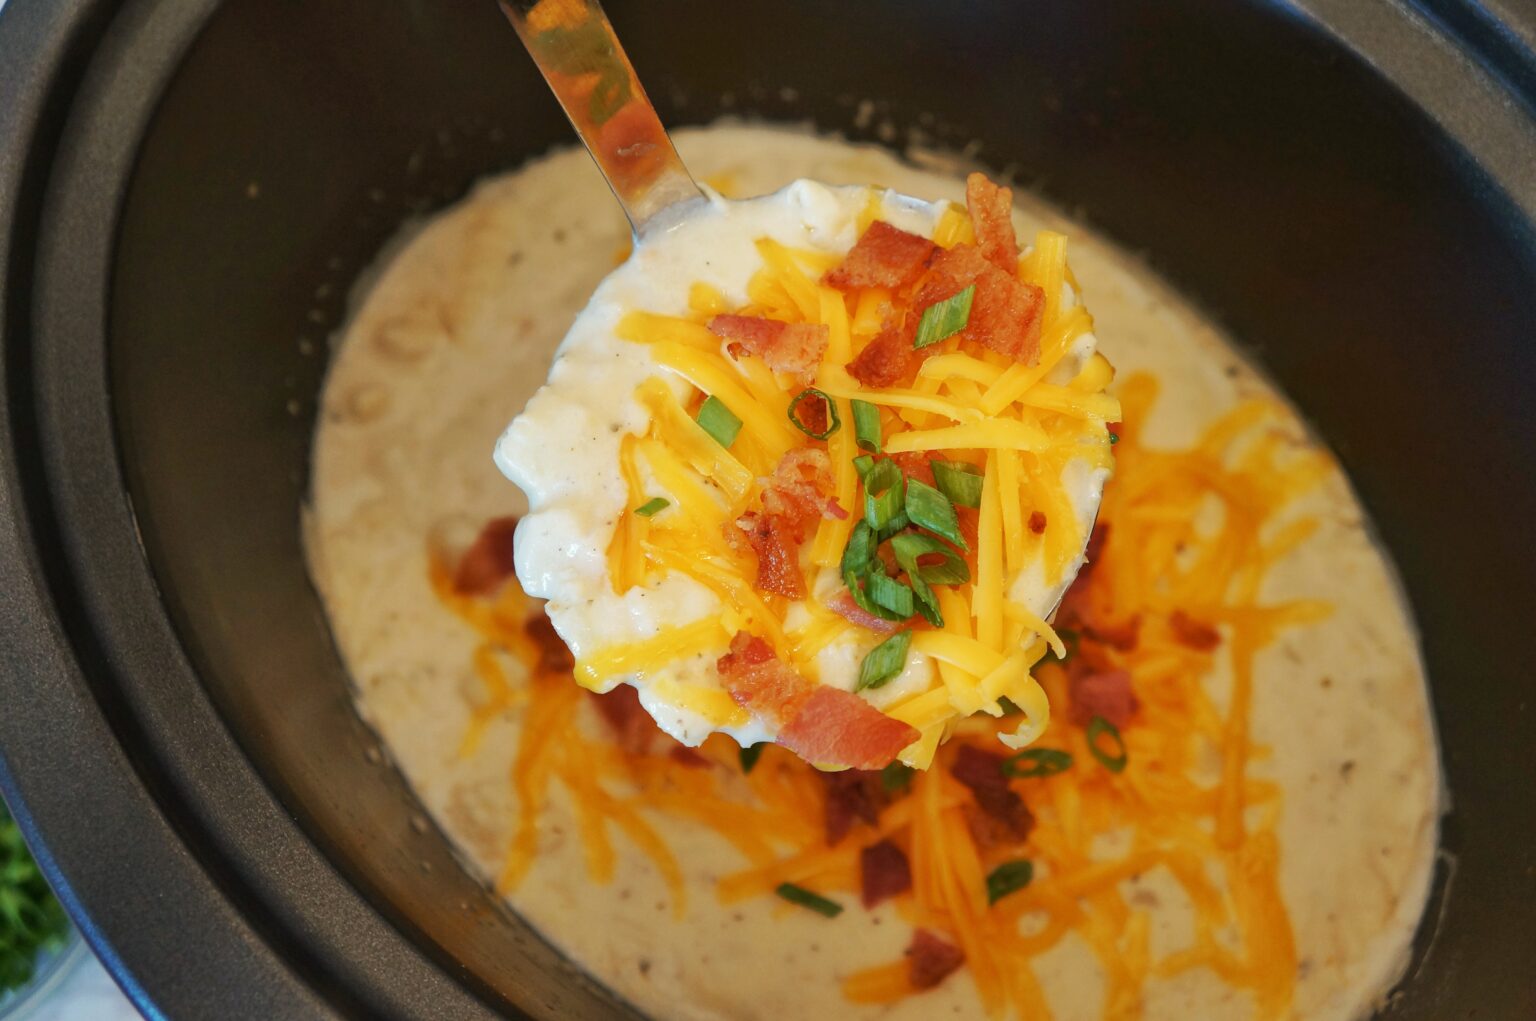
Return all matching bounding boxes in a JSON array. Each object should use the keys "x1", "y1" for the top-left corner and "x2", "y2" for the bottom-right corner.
[
  {"x1": 853, "y1": 454, "x2": 875, "y2": 480},
  {"x1": 1002, "y1": 748, "x2": 1074, "y2": 779},
  {"x1": 881, "y1": 761, "x2": 915, "y2": 794},
  {"x1": 858, "y1": 629, "x2": 912, "y2": 691},
  {"x1": 904, "y1": 477, "x2": 968, "y2": 549},
  {"x1": 851, "y1": 399, "x2": 882, "y2": 453},
  {"x1": 931, "y1": 459, "x2": 983, "y2": 509},
  {"x1": 863, "y1": 459, "x2": 905, "y2": 532},
  {"x1": 776, "y1": 882, "x2": 843, "y2": 918},
  {"x1": 1087, "y1": 716, "x2": 1129, "y2": 773},
  {"x1": 739, "y1": 742, "x2": 766, "y2": 774},
  {"x1": 986, "y1": 859, "x2": 1035, "y2": 905},
  {"x1": 787, "y1": 388, "x2": 840, "y2": 440},
  {"x1": 913, "y1": 284, "x2": 976, "y2": 350},
  {"x1": 633, "y1": 497, "x2": 669, "y2": 517},
  {"x1": 841, "y1": 522, "x2": 903, "y2": 623},
  {"x1": 866, "y1": 572, "x2": 914, "y2": 617},
  {"x1": 695, "y1": 395, "x2": 742, "y2": 448}
]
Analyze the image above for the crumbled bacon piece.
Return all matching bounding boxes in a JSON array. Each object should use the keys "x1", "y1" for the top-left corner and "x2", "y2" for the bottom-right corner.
[
  {"x1": 761, "y1": 449, "x2": 835, "y2": 530},
  {"x1": 717, "y1": 633, "x2": 816, "y2": 720},
  {"x1": 452, "y1": 515, "x2": 519, "y2": 595},
  {"x1": 828, "y1": 591, "x2": 903, "y2": 634},
  {"x1": 861, "y1": 840, "x2": 912, "y2": 907},
  {"x1": 1069, "y1": 668, "x2": 1139, "y2": 728},
  {"x1": 846, "y1": 317, "x2": 919, "y2": 388},
  {"x1": 733, "y1": 511, "x2": 805, "y2": 599},
  {"x1": 823, "y1": 220, "x2": 938, "y2": 293},
  {"x1": 590, "y1": 683, "x2": 660, "y2": 755},
  {"x1": 1169, "y1": 610, "x2": 1222, "y2": 651},
  {"x1": 915, "y1": 244, "x2": 1044, "y2": 365},
  {"x1": 1028, "y1": 510, "x2": 1048, "y2": 535},
  {"x1": 1083, "y1": 616, "x2": 1141, "y2": 651},
  {"x1": 709, "y1": 314, "x2": 829, "y2": 383},
  {"x1": 966, "y1": 172, "x2": 1021, "y2": 272},
  {"x1": 906, "y1": 929, "x2": 966, "y2": 990},
  {"x1": 820, "y1": 769, "x2": 886, "y2": 845},
  {"x1": 524, "y1": 612, "x2": 575, "y2": 674},
  {"x1": 778, "y1": 687, "x2": 918, "y2": 770},
  {"x1": 719, "y1": 634, "x2": 917, "y2": 769},
  {"x1": 890, "y1": 451, "x2": 937, "y2": 488},
  {"x1": 950, "y1": 744, "x2": 1034, "y2": 844}
]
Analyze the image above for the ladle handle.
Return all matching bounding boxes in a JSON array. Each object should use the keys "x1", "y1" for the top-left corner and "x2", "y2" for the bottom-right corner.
[{"x1": 499, "y1": 0, "x2": 703, "y2": 236}]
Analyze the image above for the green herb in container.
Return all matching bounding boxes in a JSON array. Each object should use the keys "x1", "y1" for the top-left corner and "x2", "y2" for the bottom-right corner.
[{"x1": 0, "y1": 805, "x2": 70, "y2": 997}]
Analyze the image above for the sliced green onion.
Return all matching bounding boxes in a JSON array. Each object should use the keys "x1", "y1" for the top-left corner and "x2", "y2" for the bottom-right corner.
[
  {"x1": 739, "y1": 742, "x2": 766, "y2": 774},
  {"x1": 866, "y1": 573, "x2": 914, "y2": 618},
  {"x1": 997, "y1": 696, "x2": 1024, "y2": 717},
  {"x1": 985, "y1": 859, "x2": 1035, "y2": 905},
  {"x1": 633, "y1": 497, "x2": 670, "y2": 517},
  {"x1": 913, "y1": 284, "x2": 976, "y2": 350},
  {"x1": 858, "y1": 629, "x2": 912, "y2": 691},
  {"x1": 853, "y1": 454, "x2": 875, "y2": 480},
  {"x1": 905, "y1": 477, "x2": 968, "y2": 549},
  {"x1": 851, "y1": 399, "x2": 882, "y2": 453},
  {"x1": 863, "y1": 459, "x2": 906, "y2": 532},
  {"x1": 1087, "y1": 716, "x2": 1129, "y2": 773},
  {"x1": 841, "y1": 522, "x2": 903, "y2": 623},
  {"x1": 876, "y1": 511, "x2": 910, "y2": 544},
  {"x1": 787, "y1": 388, "x2": 840, "y2": 440},
  {"x1": 890, "y1": 532, "x2": 943, "y2": 627},
  {"x1": 891, "y1": 531, "x2": 971, "y2": 587},
  {"x1": 931, "y1": 460, "x2": 983, "y2": 509},
  {"x1": 587, "y1": 66, "x2": 632, "y2": 126},
  {"x1": 881, "y1": 761, "x2": 914, "y2": 794},
  {"x1": 1002, "y1": 748, "x2": 1074, "y2": 779},
  {"x1": 1108, "y1": 430, "x2": 1120, "y2": 445},
  {"x1": 695, "y1": 395, "x2": 742, "y2": 448},
  {"x1": 775, "y1": 883, "x2": 843, "y2": 918}
]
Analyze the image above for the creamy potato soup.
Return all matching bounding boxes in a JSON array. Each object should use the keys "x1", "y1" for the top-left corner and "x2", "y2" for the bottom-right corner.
[{"x1": 306, "y1": 126, "x2": 1439, "y2": 1020}]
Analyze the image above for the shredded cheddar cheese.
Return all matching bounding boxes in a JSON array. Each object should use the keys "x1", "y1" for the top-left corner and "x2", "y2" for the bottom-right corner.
[{"x1": 428, "y1": 371, "x2": 1332, "y2": 1020}]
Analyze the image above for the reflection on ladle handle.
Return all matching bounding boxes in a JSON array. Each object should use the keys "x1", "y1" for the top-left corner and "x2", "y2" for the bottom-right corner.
[{"x1": 499, "y1": 0, "x2": 703, "y2": 236}]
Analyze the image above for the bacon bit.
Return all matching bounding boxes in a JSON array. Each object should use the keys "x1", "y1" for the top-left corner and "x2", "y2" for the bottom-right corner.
[
  {"x1": 824, "y1": 499, "x2": 850, "y2": 521},
  {"x1": 1169, "y1": 610, "x2": 1222, "y2": 651},
  {"x1": 1069, "y1": 668, "x2": 1139, "y2": 728},
  {"x1": 709, "y1": 314, "x2": 829, "y2": 383},
  {"x1": 906, "y1": 929, "x2": 966, "y2": 990},
  {"x1": 452, "y1": 515, "x2": 519, "y2": 595},
  {"x1": 860, "y1": 840, "x2": 912, "y2": 907},
  {"x1": 1083, "y1": 615, "x2": 1141, "y2": 651},
  {"x1": 1028, "y1": 510, "x2": 1048, "y2": 535},
  {"x1": 966, "y1": 262, "x2": 1044, "y2": 364},
  {"x1": 778, "y1": 687, "x2": 918, "y2": 770},
  {"x1": 966, "y1": 173, "x2": 1021, "y2": 272},
  {"x1": 589, "y1": 683, "x2": 659, "y2": 756},
  {"x1": 823, "y1": 220, "x2": 938, "y2": 293},
  {"x1": 820, "y1": 769, "x2": 886, "y2": 845},
  {"x1": 846, "y1": 318, "x2": 918, "y2": 388},
  {"x1": 718, "y1": 633, "x2": 817, "y2": 720},
  {"x1": 950, "y1": 744, "x2": 1034, "y2": 843},
  {"x1": 890, "y1": 451, "x2": 937, "y2": 488},
  {"x1": 793, "y1": 392, "x2": 832, "y2": 436},
  {"x1": 733, "y1": 512, "x2": 805, "y2": 599},
  {"x1": 524, "y1": 612, "x2": 575, "y2": 674},
  {"x1": 762, "y1": 449, "x2": 836, "y2": 529},
  {"x1": 828, "y1": 591, "x2": 903, "y2": 634},
  {"x1": 1107, "y1": 421, "x2": 1123, "y2": 442},
  {"x1": 669, "y1": 746, "x2": 711, "y2": 769},
  {"x1": 718, "y1": 633, "x2": 917, "y2": 769},
  {"x1": 918, "y1": 244, "x2": 1044, "y2": 365}
]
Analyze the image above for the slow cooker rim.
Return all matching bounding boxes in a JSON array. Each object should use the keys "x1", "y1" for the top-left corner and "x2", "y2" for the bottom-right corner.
[
  {"x1": 1, "y1": 1, "x2": 1534, "y2": 1020},
  {"x1": 1, "y1": 1, "x2": 519, "y2": 1018}
]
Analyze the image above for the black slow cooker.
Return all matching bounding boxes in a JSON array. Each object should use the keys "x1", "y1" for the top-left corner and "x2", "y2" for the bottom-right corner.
[{"x1": 1, "y1": 1, "x2": 1533, "y2": 1018}]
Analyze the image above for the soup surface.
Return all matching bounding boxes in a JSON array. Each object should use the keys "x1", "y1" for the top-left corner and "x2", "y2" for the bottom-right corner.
[{"x1": 306, "y1": 126, "x2": 1439, "y2": 1020}]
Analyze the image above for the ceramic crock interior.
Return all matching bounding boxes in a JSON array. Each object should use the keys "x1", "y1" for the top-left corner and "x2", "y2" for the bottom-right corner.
[{"x1": 105, "y1": 0, "x2": 1536, "y2": 1016}]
